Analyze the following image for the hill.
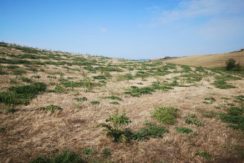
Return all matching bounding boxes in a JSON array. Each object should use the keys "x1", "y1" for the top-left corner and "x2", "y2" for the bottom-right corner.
[
  {"x1": 164, "y1": 50, "x2": 244, "y2": 68},
  {"x1": 0, "y1": 43, "x2": 243, "y2": 163}
]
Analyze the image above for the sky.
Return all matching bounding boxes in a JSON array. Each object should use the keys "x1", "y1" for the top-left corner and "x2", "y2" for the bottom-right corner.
[{"x1": 1, "y1": 0, "x2": 244, "y2": 59}]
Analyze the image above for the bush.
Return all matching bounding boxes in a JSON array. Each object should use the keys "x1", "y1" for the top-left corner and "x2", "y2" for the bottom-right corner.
[
  {"x1": 226, "y1": 58, "x2": 241, "y2": 71},
  {"x1": 100, "y1": 112, "x2": 132, "y2": 142},
  {"x1": 152, "y1": 106, "x2": 178, "y2": 125}
]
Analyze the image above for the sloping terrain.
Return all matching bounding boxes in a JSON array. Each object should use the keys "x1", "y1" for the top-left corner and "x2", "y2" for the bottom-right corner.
[
  {"x1": 0, "y1": 43, "x2": 243, "y2": 163},
  {"x1": 164, "y1": 50, "x2": 244, "y2": 68}
]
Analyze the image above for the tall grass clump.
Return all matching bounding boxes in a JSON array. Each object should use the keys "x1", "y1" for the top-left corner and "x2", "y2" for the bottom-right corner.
[{"x1": 152, "y1": 106, "x2": 178, "y2": 125}]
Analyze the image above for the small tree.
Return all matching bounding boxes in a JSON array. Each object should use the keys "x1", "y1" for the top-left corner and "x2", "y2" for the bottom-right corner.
[{"x1": 226, "y1": 58, "x2": 240, "y2": 71}]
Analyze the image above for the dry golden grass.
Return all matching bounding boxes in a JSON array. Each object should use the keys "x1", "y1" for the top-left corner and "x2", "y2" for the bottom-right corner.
[
  {"x1": 164, "y1": 50, "x2": 244, "y2": 68},
  {"x1": 0, "y1": 43, "x2": 243, "y2": 163}
]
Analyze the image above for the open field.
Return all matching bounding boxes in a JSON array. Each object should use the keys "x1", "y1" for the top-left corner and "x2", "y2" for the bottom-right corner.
[
  {"x1": 164, "y1": 50, "x2": 244, "y2": 68},
  {"x1": 0, "y1": 43, "x2": 244, "y2": 163}
]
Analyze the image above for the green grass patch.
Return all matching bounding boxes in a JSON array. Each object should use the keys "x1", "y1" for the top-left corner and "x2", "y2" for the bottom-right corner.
[
  {"x1": 105, "y1": 95, "x2": 122, "y2": 101},
  {"x1": 202, "y1": 111, "x2": 217, "y2": 118},
  {"x1": 90, "y1": 100, "x2": 100, "y2": 105},
  {"x1": 213, "y1": 78, "x2": 235, "y2": 89},
  {"x1": 0, "y1": 82, "x2": 46, "y2": 105},
  {"x1": 152, "y1": 106, "x2": 178, "y2": 125},
  {"x1": 39, "y1": 105, "x2": 63, "y2": 113},
  {"x1": 185, "y1": 114, "x2": 203, "y2": 126},
  {"x1": 125, "y1": 86, "x2": 155, "y2": 97},
  {"x1": 220, "y1": 106, "x2": 244, "y2": 130},
  {"x1": 74, "y1": 97, "x2": 88, "y2": 102},
  {"x1": 195, "y1": 150, "x2": 212, "y2": 160},
  {"x1": 30, "y1": 150, "x2": 85, "y2": 163},
  {"x1": 134, "y1": 122, "x2": 167, "y2": 140},
  {"x1": 176, "y1": 127, "x2": 193, "y2": 134}
]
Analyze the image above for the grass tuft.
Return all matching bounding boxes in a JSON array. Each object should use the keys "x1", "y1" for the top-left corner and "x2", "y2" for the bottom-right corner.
[{"x1": 152, "y1": 106, "x2": 178, "y2": 125}]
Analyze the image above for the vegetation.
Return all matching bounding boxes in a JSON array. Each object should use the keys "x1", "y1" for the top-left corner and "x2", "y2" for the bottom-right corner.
[
  {"x1": 134, "y1": 122, "x2": 167, "y2": 140},
  {"x1": 100, "y1": 112, "x2": 133, "y2": 142},
  {"x1": 176, "y1": 127, "x2": 193, "y2": 134},
  {"x1": 185, "y1": 114, "x2": 203, "y2": 126},
  {"x1": 226, "y1": 58, "x2": 241, "y2": 71},
  {"x1": 220, "y1": 106, "x2": 244, "y2": 130},
  {"x1": 152, "y1": 106, "x2": 178, "y2": 125},
  {"x1": 195, "y1": 150, "x2": 212, "y2": 160},
  {"x1": 39, "y1": 105, "x2": 63, "y2": 113},
  {"x1": 0, "y1": 82, "x2": 46, "y2": 105},
  {"x1": 30, "y1": 150, "x2": 85, "y2": 163}
]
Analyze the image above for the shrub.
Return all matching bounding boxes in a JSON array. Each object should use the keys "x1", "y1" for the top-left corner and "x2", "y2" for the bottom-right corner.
[
  {"x1": 100, "y1": 112, "x2": 133, "y2": 142},
  {"x1": 226, "y1": 58, "x2": 241, "y2": 71},
  {"x1": 185, "y1": 114, "x2": 203, "y2": 126},
  {"x1": 152, "y1": 106, "x2": 178, "y2": 125}
]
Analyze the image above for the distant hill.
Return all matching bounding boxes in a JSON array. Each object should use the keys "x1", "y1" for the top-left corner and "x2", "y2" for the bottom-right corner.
[{"x1": 164, "y1": 50, "x2": 244, "y2": 68}]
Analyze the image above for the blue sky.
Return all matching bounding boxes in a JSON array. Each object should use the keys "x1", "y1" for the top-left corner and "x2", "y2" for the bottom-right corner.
[{"x1": 1, "y1": 0, "x2": 244, "y2": 59}]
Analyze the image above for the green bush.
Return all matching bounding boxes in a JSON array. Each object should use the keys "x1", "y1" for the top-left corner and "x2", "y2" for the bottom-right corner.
[
  {"x1": 226, "y1": 58, "x2": 241, "y2": 71},
  {"x1": 152, "y1": 106, "x2": 178, "y2": 125},
  {"x1": 100, "y1": 112, "x2": 133, "y2": 142}
]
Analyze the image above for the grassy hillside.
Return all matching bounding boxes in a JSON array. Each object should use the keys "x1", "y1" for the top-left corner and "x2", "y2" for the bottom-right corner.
[
  {"x1": 164, "y1": 50, "x2": 244, "y2": 68},
  {"x1": 0, "y1": 43, "x2": 243, "y2": 163}
]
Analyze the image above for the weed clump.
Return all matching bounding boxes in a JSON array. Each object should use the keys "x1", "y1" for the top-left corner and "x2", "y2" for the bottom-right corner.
[
  {"x1": 100, "y1": 112, "x2": 133, "y2": 142},
  {"x1": 30, "y1": 150, "x2": 85, "y2": 163},
  {"x1": 134, "y1": 121, "x2": 167, "y2": 140},
  {"x1": 125, "y1": 86, "x2": 155, "y2": 97},
  {"x1": 176, "y1": 127, "x2": 193, "y2": 134},
  {"x1": 195, "y1": 150, "x2": 212, "y2": 160},
  {"x1": 185, "y1": 114, "x2": 203, "y2": 126},
  {"x1": 152, "y1": 106, "x2": 178, "y2": 125},
  {"x1": 39, "y1": 105, "x2": 63, "y2": 113}
]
